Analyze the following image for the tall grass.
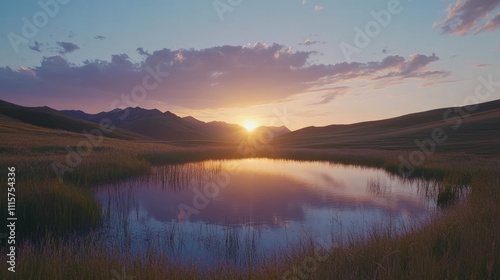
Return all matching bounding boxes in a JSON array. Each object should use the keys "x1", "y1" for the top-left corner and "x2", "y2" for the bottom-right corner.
[
  {"x1": 15, "y1": 179, "x2": 100, "y2": 239},
  {"x1": 0, "y1": 123, "x2": 499, "y2": 279}
]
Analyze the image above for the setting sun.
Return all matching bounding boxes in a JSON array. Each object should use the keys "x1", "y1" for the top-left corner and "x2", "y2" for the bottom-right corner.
[
  {"x1": 1, "y1": 0, "x2": 498, "y2": 278},
  {"x1": 243, "y1": 121, "x2": 258, "y2": 132}
]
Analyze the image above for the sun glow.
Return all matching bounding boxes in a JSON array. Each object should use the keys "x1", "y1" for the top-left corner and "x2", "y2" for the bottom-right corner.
[{"x1": 243, "y1": 121, "x2": 258, "y2": 132}]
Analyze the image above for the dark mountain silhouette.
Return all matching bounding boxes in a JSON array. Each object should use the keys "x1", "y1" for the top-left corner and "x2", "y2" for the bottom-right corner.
[
  {"x1": 62, "y1": 107, "x2": 206, "y2": 141},
  {"x1": 0, "y1": 99, "x2": 291, "y2": 143},
  {"x1": 0, "y1": 99, "x2": 147, "y2": 140},
  {"x1": 4, "y1": 97, "x2": 498, "y2": 154},
  {"x1": 61, "y1": 107, "x2": 291, "y2": 142}
]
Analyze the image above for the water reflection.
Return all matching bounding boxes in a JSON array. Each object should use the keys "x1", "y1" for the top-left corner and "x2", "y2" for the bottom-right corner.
[{"x1": 95, "y1": 159, "x2": 442, "y2": 268}]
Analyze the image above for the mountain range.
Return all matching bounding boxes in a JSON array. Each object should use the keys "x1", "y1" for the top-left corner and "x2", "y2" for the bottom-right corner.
[
  {"x1": 0, "y1": 99, "x2": 290, "y2": 144},
  {"x1": 1, "y1": 99, "x2": 499, "y2": 154}
]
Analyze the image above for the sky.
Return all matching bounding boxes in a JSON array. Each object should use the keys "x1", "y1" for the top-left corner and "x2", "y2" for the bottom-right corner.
[{"x1": 0, "y1": 0, "x2": 499, "y2": 130}]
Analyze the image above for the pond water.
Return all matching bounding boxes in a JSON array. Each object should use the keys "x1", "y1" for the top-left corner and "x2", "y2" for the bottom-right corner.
[{"x1": 94, "y1": 158, "x2": 440, "y2": 268}]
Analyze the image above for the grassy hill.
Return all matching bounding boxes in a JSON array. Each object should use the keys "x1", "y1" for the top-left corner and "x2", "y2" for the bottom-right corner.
[{"x1": 274, "y1": 99, "x2": 500, "y2": 155}]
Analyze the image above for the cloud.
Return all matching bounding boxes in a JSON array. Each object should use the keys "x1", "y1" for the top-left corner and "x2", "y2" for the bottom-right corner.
[
  {"x1": 310, "y1": 87, "x2": 349, "y2": 105},
  {"x1": 497, "y1": 46, "x2": 500, "y2": 50},
  {"x1": 136, "y1": 47, "x2": 150, "y2": 56},
  {"x1": 301, "y1": 0, "x2": 306, "y2": 4},
  {"x1": 476, "y1": 12, "x2": 500, "y2": 32},
  {"x1": 473, "y1": 63, "x2": 491, "y2": 68},
  {"x1": 382, "y1": 46, "x2": 391, "y2": 54},
  {"x1": 434, "y1": 0, "x2": 500, "y2": 35},
  {"x1": 57, "y1": 41, "x2": 80, "y2": 54},
  {"x1": 299, "y1": 39, "x2": 323, "y2": 46},
  {"x1": 314, "y1": 5, "x2": 324, "y2": 12},
  {"x1": 29, "y1": 41, "x2": 43, "y2": 52},
  {"x1": 94, "y1": 35, "x2": 106, "y2": 40},
  {"x1": 374, "y1": 53, "x2": 447, "y2": 79},
  {"x1": 0, "y1": 43, "x2": 447, "y2": 111}
]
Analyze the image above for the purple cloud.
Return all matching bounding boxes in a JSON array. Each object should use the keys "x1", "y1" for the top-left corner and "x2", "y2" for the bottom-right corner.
[
  {"x1": 375, "y1": 53, "x2": 447, "y2": 80},
  {"x1": 476, "y1": 12, "x2": 500, "y2": 32},
  {"x1": 434, "y1": 0, "x2": 500, "y2": 35},
  {"x1": 136, "y1": 47, "x2": 150, "y2": 56},
  {"x1": 29, "y1": 41, "x2": 43, "y2": 52},
  {"x1": 0, "y1": 43, "x2": 447, "y2": 111},
  {"x1": 473, "y1": 63, "x2": 491, "y2": 68},
  {"x1": 57, "y1": 41, "x2": 80, "y2": 54}
]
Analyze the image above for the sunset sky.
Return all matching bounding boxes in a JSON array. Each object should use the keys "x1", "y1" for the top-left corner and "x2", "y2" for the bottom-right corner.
[{"x1": 1, "y1": 0, "x2": 499, "y2": 130}]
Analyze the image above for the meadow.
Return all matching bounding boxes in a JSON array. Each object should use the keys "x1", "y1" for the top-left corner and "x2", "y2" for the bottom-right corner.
[{"x1": 0, "y1": 116, "x2": 498, "y2": 279}]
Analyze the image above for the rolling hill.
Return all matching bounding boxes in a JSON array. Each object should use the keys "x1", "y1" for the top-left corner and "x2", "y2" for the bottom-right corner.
[{"x1": 273, "y1": 99, "x2": 500, "y2": 154}]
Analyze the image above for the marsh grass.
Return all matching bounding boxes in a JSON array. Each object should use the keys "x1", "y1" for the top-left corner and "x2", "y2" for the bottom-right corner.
[
  {"x1": 0, "y1": 121, "x2": 499, "y2": 279},
  {"x1": 18, "y1": 180, "x2": 100, "y2": 239}
]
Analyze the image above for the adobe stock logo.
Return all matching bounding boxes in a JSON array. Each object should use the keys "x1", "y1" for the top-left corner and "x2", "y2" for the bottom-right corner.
[
  {"x1": 339, "y1": 0, "x2": 410, "y2": 63},
  {"x1": 213, "y1": 0, "x2": 243, "y2": 21},
  {"x1": 7, "y1": 0, "x2": 70, "y2": 53}
]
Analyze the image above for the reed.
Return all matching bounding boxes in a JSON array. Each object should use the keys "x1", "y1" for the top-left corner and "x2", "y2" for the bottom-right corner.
[{"x1": 0, "y1": 122, "x2": 498, "y2": 279}]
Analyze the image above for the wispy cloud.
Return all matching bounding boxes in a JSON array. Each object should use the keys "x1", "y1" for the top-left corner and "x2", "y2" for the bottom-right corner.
[
  {"x1": 314, "y1": 5, "x2": 324, "y2": 12},
  {"x1": 434, "y1": 0, "x2": 500, "y2": 35},
  {"x1": 476, "y1": 12, "x2": 500, "y2": 33},
  {"x1": 299, "y1": 39, "x2": 323, "y2": 46},
  {"x1": 57, "y1": 41, "x2": 80, "y2": 54},
  {"x1": 310, "y1": 87, "x2": 349, "y2": 105},
  {"x1": 94, "y1": 35, "x2": 106, "y2": 40},
  {"x1": 473, "y1": 63, "x2": 491, "y2": 68},
  {"x1": 0, "y1": 43, "x2": 447, "y2": 111}
]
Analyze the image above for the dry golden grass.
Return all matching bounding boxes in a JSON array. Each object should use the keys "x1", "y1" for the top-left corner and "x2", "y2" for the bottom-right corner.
[{"x1": 0, "y1": 116, "x2": 498, "y2": 279}]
